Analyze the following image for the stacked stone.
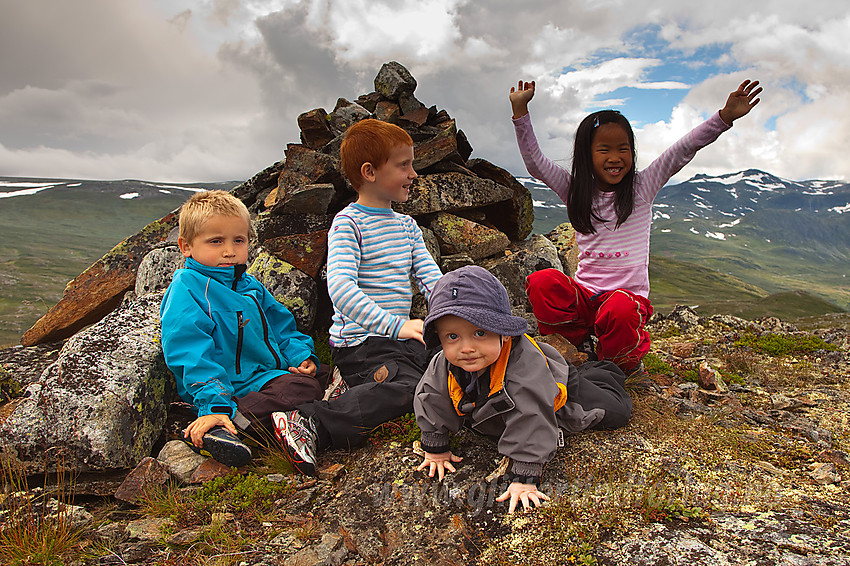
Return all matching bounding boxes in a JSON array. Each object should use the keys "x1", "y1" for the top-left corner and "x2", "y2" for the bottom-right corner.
[{"x1": 231, "y1": 61, "x2": 572, "y2": 332}]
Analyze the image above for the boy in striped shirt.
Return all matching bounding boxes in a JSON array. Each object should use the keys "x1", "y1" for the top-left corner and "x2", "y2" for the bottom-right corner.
[{"x1": 274, "y1": 119, "x2": 443, "y2": 475}]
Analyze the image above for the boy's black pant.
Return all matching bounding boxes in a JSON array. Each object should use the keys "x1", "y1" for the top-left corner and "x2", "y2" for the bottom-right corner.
[{"x1": 297, "y1": 337, "x2": 437, "y2": 450}]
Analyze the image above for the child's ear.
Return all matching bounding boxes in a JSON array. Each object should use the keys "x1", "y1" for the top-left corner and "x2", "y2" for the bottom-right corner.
[
  {"x1": 360, "y1": 161, "x2": 376, "y2": 184},
  {"x1": 177, "y1": 237, "x2": 193, "y2": 258}
]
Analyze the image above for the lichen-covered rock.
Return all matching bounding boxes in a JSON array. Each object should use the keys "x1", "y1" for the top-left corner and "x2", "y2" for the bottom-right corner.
[
  {"x1": 467, "y1": 158, "x2": 534, "y2": 241},
  {"x1": 114, "y1": 456, "x2": 172, "y2": 504},
  {"x1": 394, "y1": 173, "x2": 512, "y2": 217},
  {"x1": 413, "y1": 119, "x2": 463, "y2": 172},
  {"x1": 274, "y1": 145, "x2": 346, "y2": 210},
  {"x1": 248, "y1": 251, "x2": 317, "y2": 333},
  {"x1": 231, "y1": 160, "x2": 284, "y2": 212},
  {"x1": 479, "y1": 234, "x2": 562, "y2": 320},
  {"x1": 374, "y1": 61, "x2": 417, "y2": 100},
  {"x1": 269, "y1": 183, "x2": 335, "y2": 216},
  {"x1": 262, "y1": 230, "x2": 328, "y2": 279},
  {"x1": 1, "y1": 292, "x2": 173, "y2": 474},
  {"x1": 441, "y1": 253, "x2": 475, "y2": 273},
  {"x1": 543, "y1": 222, "x2": 579, "y2": 277},
  {"x1": 255, "y1": 213, "x2": 334, "y2": 241},
  {"x1": 297, "y1": 108, "x2": 335, "y2": 150},
  {"x1": 134, "y1": 244, "x2": 184, "y2": 296},
  {"x1": 375, "y1": 100, "x2": 401, "y2": 124},
  {"x1": 21, "y1": 212, "x2": 178, "y2": 347},
  {"x1": 0, "y1": 342, "x2": 62, "y2": 398},
  {"x1": 328, "y1": 99, "x2": 371, "y2": 136},
  {"x1": 156, "y1": 440, "x2": 207, "y2": 484},
  {"x1": 420, "y1": 226, "x2": 441, "y2": 265},
  {"x1": 430, "y1": 212, "x2": 510, "y2": 261}
]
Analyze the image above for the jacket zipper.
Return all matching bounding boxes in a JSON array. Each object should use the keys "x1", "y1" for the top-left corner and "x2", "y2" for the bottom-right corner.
[
  {"x1": 235, "y1": 311, "x2": 246, "y2": 374},
  {"x1": 248, "y1": 295, "x2": 282, "y2": 370}
]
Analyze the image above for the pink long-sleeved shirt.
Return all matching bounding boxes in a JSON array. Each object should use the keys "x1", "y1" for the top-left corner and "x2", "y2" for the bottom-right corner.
[{"x1": 514, "y1": 111, "x2": 731, "y2": 298}]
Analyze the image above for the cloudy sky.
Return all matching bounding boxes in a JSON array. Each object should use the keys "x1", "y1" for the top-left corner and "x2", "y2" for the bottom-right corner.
[{"x1": 1, "y1": 0, "x2": 848, "y2": 183}]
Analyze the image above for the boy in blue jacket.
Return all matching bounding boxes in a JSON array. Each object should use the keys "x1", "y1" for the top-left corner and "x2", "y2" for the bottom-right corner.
[{"x1": 160, "y1": 190, "x2": 325, "y2": 467}]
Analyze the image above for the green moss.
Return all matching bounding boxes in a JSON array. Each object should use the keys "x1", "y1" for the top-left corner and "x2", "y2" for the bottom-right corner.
[
  {"x1": 371, "y1": 413, "x2": 421, "y2": 446},
  {"x1": 734, "y1": 332, "x2": 839, "y2": 356},
  {"x1": 681, "y1": 369, "x2": 700, "y2": 383},
  {"x1": 192, "y1": 473, "x2": 295, "y2": 515},
  {"x1": 0, "y1": 365, "x2": 23, "y2": 403},
  {"x1": 642, "y1": 353, "x2": 673, "y2": 375},
  {"x1": 310, "y1": 330, "x2": 333, "y2": 366}
]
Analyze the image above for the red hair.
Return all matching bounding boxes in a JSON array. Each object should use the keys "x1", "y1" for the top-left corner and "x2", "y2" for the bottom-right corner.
[{"x1": 340, "y1": 119, "x2": 413, "y2": 190}]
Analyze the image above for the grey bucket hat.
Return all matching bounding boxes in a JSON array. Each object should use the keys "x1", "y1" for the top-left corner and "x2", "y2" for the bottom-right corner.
[{"x1": 424, "y1": 265, "x2": 528, "y2": 348}]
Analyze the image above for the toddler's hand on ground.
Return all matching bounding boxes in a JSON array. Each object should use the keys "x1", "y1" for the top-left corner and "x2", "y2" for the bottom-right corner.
[
  {"x1": 417, "y1": 450, "x2": 463, "y2": 481},
  {"x1": 398, "y1": 319, "x2": 425, "y2": 344},
  {"x1": 184, "y1": 413, "x2": 236, "y2": 448},
  {"x1": 289, "y1": 358, "x2": 318, "y2": 377},
  {"x1": 496, "y1": 481, "x2": 550, "y2": 514}
]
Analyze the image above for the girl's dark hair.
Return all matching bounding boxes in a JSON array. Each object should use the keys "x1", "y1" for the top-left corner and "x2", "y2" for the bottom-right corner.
[{"x1": 568, "y1": 110, "x2": 637, "y2": 234}]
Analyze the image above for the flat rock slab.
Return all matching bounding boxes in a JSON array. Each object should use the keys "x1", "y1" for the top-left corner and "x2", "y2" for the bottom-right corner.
[{"x1": 394, "y1": 172, "x2": 512, "y2": 217}]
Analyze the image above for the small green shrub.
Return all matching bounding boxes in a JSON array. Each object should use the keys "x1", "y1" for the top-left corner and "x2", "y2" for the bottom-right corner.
[
  {"x1": 734, "y1": 332, "x2": 838, "y2": 356},
  {"x1": 642, "y1": 353, "x2": 673, "y2": 375}
]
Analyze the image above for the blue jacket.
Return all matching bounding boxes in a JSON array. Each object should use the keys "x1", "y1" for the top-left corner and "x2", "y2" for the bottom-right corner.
[{"x1": 160, "y1": 257, "x2": 317, "y2": 417}]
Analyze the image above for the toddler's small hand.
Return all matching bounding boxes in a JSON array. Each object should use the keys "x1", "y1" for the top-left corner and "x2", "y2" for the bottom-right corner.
[
  {"x1": 398, "y1": 319, "x2": 425, "y2": 344},
  {"x1": 496, "y1": 481, "x2": 550, "y2": 514},
  {"x1": 416, "y1": 450, "x2": 463, "y2": 481}
]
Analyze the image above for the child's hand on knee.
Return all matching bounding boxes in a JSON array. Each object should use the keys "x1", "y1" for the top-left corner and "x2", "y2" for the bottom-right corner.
[
  {"x1": 398, "y1": 319, "x2": 425, "y2": 344},
  {"x1": 184, "y1": 414, "x2": 236, "y2": 448},
  {"x1": 417, "y1": 450, "x2": 463, "y2": 481},
  {"x1": 289, "y1": 358, "x2": 318, "y2": 377},
  {"x1": 496, "y1": 481, "x2": 550, "y2": 514}
]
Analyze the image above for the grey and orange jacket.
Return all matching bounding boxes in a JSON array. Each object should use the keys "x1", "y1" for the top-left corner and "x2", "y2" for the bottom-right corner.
[{"x1": 414, "y1": 334, "x2": 606, "y2": 478}]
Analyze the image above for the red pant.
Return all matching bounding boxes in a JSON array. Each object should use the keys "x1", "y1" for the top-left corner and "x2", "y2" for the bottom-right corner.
[{"x1": 525, "y1": 269, "x2": 652, "y2": 372}]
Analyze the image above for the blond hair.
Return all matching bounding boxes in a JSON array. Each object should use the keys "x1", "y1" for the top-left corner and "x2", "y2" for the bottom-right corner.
[{"x1": 178, "y1": 190, "x2": 255, "y2": 244}]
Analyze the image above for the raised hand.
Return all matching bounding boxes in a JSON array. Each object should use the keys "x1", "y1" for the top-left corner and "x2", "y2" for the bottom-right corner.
[
  {"x1": 720, "y1": 79, "x2": 762, "y2": 125},
  {"x1": 509, "y1": 80, "x2": 536, "y2": 119}
]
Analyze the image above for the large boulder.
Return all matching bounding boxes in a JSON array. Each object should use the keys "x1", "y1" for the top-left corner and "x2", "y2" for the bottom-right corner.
[
  {"x1": 297, "y1": 108, "x2": 335, "y2": 150},
  {"x1": 479, "y1": 234, "x2": 563, "y2": 332},
  {"x1": 21, "y1": 212, "x2": 178, "y2": 347},
  {"x1": 430, "y1": 212, "x2": 510, "y2": 261},
  {"x1": 134, "y1": 244, "x2": 184, "y2": 296},
  {"x1": 394, "y1": 173, "x2": 512, "y2": 217},
  {"x1": 1, "y1": 292, "x2": 173, "y2": 474},
  {"x1": 544, "y1": 222, "x2": 579, "y2": 277},
  {"x1": 248, "y1": 251, "x2": 318, "y2": 334},
  {"x1": 262, "y1": 230, "x2": 328, "y2": 279},
  {"x1": 374, "y1": 61, "x2": 417, "y2": 100},
  {"x1": 412, "y1": 120, "x2": 463, "y2": 172},
  {"x1": 467, "y1": 158, "x2": 534, "y2": 241}
]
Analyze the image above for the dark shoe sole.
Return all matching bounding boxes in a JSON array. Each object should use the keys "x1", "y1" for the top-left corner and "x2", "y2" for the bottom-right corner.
[{"x1": 202, "y1": 433, "x2": 252, "y2": 468}]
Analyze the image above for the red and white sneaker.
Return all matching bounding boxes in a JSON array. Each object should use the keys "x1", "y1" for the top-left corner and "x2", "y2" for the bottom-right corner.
[{"x1": 272, "y1": 410, "x2": 319, "y2": 476}]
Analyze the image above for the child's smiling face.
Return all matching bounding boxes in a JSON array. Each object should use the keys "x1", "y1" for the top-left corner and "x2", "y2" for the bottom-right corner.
[
  {"x1": 435, "y1": 315, "x2": 503, "y2": 373},
  {"x1": 591, "y1": 123, "x2": 633, "y2": 191}
]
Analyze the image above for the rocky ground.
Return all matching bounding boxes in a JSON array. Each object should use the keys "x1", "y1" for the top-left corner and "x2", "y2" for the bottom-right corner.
[{"x1": 2, "y1": 307, "x2": 848, "y2": 566}]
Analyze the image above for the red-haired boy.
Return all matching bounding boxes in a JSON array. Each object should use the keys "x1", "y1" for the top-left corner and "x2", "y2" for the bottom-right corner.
[{"x1": 273, "y1": 119, "x2": 443, "y2": 475}]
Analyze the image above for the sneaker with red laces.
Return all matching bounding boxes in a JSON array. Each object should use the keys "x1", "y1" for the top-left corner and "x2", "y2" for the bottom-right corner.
[{"x1": 272, "y1": 410, "x2": 319, "y2": 476}]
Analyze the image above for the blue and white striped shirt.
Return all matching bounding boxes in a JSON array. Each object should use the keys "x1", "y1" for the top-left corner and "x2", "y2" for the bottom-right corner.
[{"x1": 327, "y1": 203, "x2": 442, "y2": 347}]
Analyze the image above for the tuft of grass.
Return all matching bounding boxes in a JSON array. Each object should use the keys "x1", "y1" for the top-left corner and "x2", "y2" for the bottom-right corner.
[
  {"x1": 734, "y1": 332, "x2": 839, "y2": 356},
  {"x1": 370, "y1": 413, "x2": 421, "y2": 446},
  {"x1": 0, "y1": 459, "x2": 84, "y2": 566}
]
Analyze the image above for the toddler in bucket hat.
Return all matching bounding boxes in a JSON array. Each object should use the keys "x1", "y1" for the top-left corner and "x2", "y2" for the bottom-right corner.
[
  {"x1": 414, "y1": 265, "x2": 634, "y2": 514},
  {"x1": 423, "y1": 265, "x2": 527, "y2": 349}
]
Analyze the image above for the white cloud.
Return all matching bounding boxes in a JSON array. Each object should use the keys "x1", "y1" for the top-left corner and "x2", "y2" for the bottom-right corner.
[{"x1": 0, "y1": 0, "x2": 848, "y2": 182}]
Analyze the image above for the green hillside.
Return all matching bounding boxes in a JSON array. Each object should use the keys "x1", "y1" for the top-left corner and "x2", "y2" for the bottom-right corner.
[{"x1": 649, "y1": 255, "x2": 845, "y2": 320}]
